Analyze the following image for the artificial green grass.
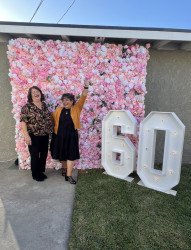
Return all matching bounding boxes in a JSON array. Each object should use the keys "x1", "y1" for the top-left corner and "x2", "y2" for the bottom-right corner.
[{"x1": 69, "y1": 166, "x2": 191, "y2": 250}]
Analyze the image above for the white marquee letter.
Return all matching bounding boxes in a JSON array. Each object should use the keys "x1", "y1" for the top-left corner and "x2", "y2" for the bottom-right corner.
[
  {"x1": 137, "y1": 112, "x2": 185, "y2": 194},
  {"x1": 102, "y1": 110, "x2": 137, "y2": 180}
]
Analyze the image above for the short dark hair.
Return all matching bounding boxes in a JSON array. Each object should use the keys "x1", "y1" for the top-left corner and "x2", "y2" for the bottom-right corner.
[
  {"x1": 27, "y1": 86, "x2": 45, "y2": 103},
  {"x1": 61, "y1": 93, "x2": 75, "y2": 105}
]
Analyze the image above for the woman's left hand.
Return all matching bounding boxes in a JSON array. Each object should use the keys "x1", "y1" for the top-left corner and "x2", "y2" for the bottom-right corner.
[
  {"x1": 82, "y1": 79, "x2": 91, "y2": 96},
  {"x1": 84, "y1": 79, "x2": 91, "y2": 89}
]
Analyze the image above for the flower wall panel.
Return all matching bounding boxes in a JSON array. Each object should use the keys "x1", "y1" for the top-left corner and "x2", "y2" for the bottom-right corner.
[{"x1": 7, "y1": 38, "x2": 150, "y2": 169}]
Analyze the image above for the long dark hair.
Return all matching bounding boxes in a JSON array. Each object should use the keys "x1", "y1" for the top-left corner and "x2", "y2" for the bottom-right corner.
[
  {"x1": 27, "y1": 86, "x2": 45, "y2": 103},
  {"x1": 61, "y1": 93, "x2": 76, "y2": 105}
]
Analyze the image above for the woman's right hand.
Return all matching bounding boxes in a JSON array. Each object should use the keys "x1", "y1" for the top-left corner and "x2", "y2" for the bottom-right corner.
[{"x1": 24, "y1": 134, "x2": 32, "y2": 145}]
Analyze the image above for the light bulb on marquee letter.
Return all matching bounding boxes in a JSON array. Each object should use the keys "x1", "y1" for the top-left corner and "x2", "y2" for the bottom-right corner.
[
  {"x1": 102, "y1": 110, "x2": 137, "y2": 180},
  {"x1": 137, "y1": 112, "x2": 185, "y2": 194}
]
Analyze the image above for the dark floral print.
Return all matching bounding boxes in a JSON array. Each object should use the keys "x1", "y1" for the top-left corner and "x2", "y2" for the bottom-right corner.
[{"x1": 20, "y1": 102, "x2": 53, "y2": 136}]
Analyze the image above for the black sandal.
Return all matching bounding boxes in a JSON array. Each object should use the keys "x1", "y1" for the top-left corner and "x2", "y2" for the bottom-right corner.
[{"x1": 65, "y1": 176, "x2": 76, "y2": 184}]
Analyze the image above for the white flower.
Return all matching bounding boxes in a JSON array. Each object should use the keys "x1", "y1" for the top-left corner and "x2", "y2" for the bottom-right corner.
[
  {"x1": 28, "y1": 79, "x2": 33, "y2": 84},
  {"x1": 129, "y1": 83, "x2": 134, "y2": 89},
  {"x1": 122, "y1": 80, "x2": 128, "y2": 86},
  {"x1": 52, "y1": 75, "x2": 60, "y2": 82},
  {"x1": 59, "y1": 49, "x2": 65, "y2": 57},
  {"x1": 101, "y1": 45, "x2": 107, "y2": 52},
  {"x1": 30, "y1": 49, "x2": 35, "y2": 54},
  {"x1": 48, "y1": 56, "x2": 54, "y2": 62},
  {"x1": 125, "y1": 86, "x2": 130, "y2": 92},
  {"x1": 105, "y1": 78, "x2": 111, "y2": 83},
  {"x1": 122, "y1": 66, "x2": 127, "y2": 72},
  {"x1": 87, "y1": 45, "x2": 93, "y2": 52}
]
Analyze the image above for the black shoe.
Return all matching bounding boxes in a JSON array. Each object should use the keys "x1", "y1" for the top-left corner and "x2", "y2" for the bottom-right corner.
[
  {"x1": 41, "y1": 173, "x2": 47, "y2": 179},
  {"x1": 65, "y1": 176, "x2": 76, "y2": 184},
  {"x1": 33, "y1": 176, "x2": 45, "y2": 182}
]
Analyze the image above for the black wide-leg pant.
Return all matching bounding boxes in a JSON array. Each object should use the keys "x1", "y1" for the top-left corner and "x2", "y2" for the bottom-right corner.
[{"x1": 28, "y1": 134, "x2": 49, "y2": 178}]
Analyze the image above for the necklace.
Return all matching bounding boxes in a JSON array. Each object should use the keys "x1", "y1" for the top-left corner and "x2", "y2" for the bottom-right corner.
[{"x1": 65, "y1": 110, "x2": 69, "y2": 115}]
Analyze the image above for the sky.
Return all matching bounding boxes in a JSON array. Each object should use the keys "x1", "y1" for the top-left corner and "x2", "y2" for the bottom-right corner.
[{"x1": 0, "y1": 0, "x2": 191, "y2": 29}]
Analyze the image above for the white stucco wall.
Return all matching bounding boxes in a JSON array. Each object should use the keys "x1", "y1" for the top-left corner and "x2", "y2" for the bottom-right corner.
[
  {"x1": 146, "y1": 49, "x2": 191, "y2": 163},
  {"x1": 0, "y1": 42, "x2": 16, "y2": 161}
]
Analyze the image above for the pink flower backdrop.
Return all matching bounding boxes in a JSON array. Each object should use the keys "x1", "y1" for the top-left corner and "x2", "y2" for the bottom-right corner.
[{"x1": 7, "y1": 38, "x2": 150, "y2": 169}]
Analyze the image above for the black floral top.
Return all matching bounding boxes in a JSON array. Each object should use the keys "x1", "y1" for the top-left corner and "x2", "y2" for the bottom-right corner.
[{"x1": 20, "y1": 102, "x2": 53, "y2": 136}]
